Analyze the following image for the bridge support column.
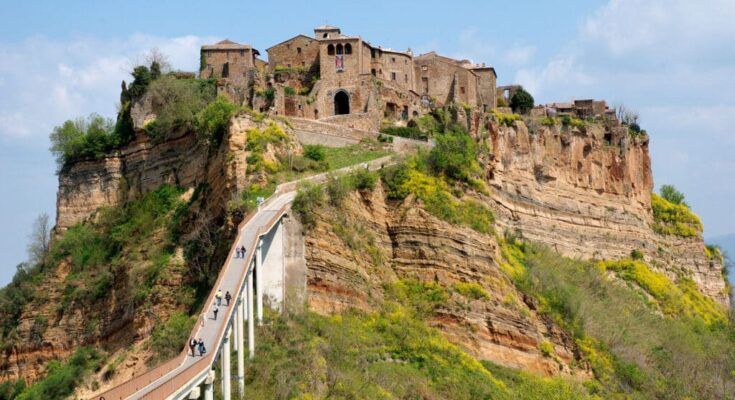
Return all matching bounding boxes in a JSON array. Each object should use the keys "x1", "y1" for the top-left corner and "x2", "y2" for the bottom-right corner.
[
  {"x1": 256, "y1": 240, "x2": 264, "y2": 325},
  {"x1": 222, "y1": 328, "x2": 231, "y2": 400},
  {"x1": 204, "y1": 370, "x2": 215, "y2": 400},
  {"x1": 237, "y1": 294, "x2": 245, "y2": 396},
  {"x1": 247, "y1": 268, "x2": 255, "y2": 359}
]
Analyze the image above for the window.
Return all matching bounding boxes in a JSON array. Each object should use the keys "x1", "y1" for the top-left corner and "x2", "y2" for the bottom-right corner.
[
  {"x1": 371, "y1": 68, "x2": 376, "y2": 76},
  {"x1": 405, "y1": 74, "x2": 408, "y2": 83},
  {"x1": 287, "y1": 44, "x2": 291, "y2": 49},
  {"x1": 391, "y1": 72, "x2": 396, "y2": 80},
  {"x1": 371, "y1": 49, "x2": 376, "y2": 58},
  {"x1": 323, "y1": 33, "x2": 328, "y2": 38},
  {"x1": 240, "y1": 50, "x2": 245, "y2": 56},
  {"x1": 336, "y1": 44, "x2": 343, "y2": 55},
  {"x1": 222, "y1": 62, "x2": 229, "y2": 78},
  {"x1": 404, "y1": 59, "x2": 407, "y2": 64},
  {"x1": 391, "y1": 57, "x2": 396, "y2": 63},
  {"x1": 344, "y1": 43, "x2": 352, "y2": 54},
  {"x1": 460, "y1": 86, "x2": 465, "y2": 94},
  {"x1": 297, "y1": 47, "x2": 302, "y2": 54},
  {"x1": 327, "y1": 44, "x2": 335, "y2": 55},
  {"x1": 301, "y1": 61, "x2": 305, "y2": 67}
]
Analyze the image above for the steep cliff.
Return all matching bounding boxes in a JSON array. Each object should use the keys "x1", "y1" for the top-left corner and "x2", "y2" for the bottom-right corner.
[{"x1": 486, "y1": 120, "x2": 729, "y2": 306}]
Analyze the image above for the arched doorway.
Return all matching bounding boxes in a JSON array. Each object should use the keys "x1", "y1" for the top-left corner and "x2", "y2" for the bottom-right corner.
[{"x1": 334, "y1": 91, "x2": 350, "y2": 115}]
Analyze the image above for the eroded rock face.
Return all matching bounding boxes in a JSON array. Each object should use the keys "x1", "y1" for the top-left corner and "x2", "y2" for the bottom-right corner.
[
  {"x1": 304, "y1": 186, "x2": 588, "y2": 377},
  {"x1": 3, "y1": 104, "x2": 297, "y2": 384},
  {"x1": 487, "y1": 121, "x2": 729, "y2": 306}
]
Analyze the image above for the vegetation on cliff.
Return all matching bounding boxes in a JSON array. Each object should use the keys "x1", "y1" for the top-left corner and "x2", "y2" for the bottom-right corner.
[
  {"x1": 500, "y1": 237, "x2": 734, "y2": 399},
  {"x1": 651, "y1": 185, "x2": 703, "y2": 237},
  {"x1": 235, "y1": 282, "x2": 593, "y2": 400}
]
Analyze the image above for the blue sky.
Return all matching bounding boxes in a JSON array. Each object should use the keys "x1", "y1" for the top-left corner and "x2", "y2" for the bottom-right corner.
[{"x1": 1, "y1": 0, "x2": 734, "y2": 285}]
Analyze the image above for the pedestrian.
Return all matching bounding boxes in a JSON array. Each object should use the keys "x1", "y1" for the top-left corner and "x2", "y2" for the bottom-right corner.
[
  {"x1": 225, "y1": 291, "x2": 232, "y2": 306},
  {"x1": 215, "y1": 289, "x2": 223, "y2": 306},
  {"x1": 213, "y1": 306, "x2": 219, "y2": 320},
  {"x1": 235, "y1": 248, "x2": 241, "y2": 258},
  {"x1": 189, "y1": 337, "x2": 197, "y2": 357},
  {"x1": 200, "y1": 313, "x2": 205, "y2": 327},
  {"x1": 198, "y1": 338, "x2": 206, "y2": 356},
  {"x1": 241, "y1": 245, "x2": 246, "y2": 256}
]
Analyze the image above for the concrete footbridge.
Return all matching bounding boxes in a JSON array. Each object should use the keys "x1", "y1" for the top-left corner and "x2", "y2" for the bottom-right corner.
[{"x1": 93, "y1": 155, "x2": 394, "y2": 400}]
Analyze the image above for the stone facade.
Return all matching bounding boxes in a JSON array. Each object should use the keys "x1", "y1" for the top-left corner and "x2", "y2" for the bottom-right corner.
[{"x1": 201, "y1": 25, "x2": 497, "y2": 131}]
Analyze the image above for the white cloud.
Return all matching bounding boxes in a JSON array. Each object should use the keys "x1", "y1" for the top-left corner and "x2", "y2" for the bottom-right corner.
[
  {"x1": 0, "y1": 34, "x2": 215, "y2": 143},
  {"x1": 503, "y1": 45, "x2": 536, "y2": 66}
]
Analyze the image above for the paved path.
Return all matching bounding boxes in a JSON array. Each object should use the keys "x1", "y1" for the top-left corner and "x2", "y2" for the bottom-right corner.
[{"x1": 128, "y1": 192, "x2": 295, "y2": 399}]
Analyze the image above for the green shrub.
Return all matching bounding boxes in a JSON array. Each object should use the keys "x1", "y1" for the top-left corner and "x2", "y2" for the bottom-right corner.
[
  {"x1": 145, "y1": 75, "x2": 216, "y2": 142},
  {"x1": 538, "y1": 340, "x2": 554, "y2": 357},
  {"x1": 454, "y1": 281, "x2": 489, "y2": 300},
  {"x1": 651, "y1": 193, "x2": 702, "y2": 237},
  {"x1": 492, "y1": 109, "x2": 521, "y2": 126},
  {"x1": 561, "y1": 115, "x2": 585, "y2": 128},
  {"x1": 380, "y1": 163, "x2": 411, "y2": 200},
  {"x1": 292, "y1": 182, "x2": 325, "y2": 229},
  {"x1": 326, "y1": 174, "x2": 349, "y2": 206},
  {"x1": 196, "y1": 96, "x2": 237, "y2": 146},
  {"x1": 510, "y1": 87, "x2": 534, "y2": 114},
  {"x1": 659, "y1": 184, "x2": 687, "y2": 206},
  {"x1": 283, "y1": 86, "x2": 296, "y2": 96},
  {"x1": 349, "y1": 168, "x2": 377, "y2": 191},
  {"x1": 303, "y1": 144, "x2": 326, "y2": 161},
  {"x1": 540, "y1": 116, "x2": 559, "y2": 126},
  {"x1": 15, "y1": 347, "x2": 101, "y2": 400},
  {"x1": 428, "y1": 131, "x2": 479, "y2": 182},
  {"x1": 150, "y1": 312, "x2": 195, "y2": 362},
  {"x1": 630, "y1": 249, "x2": 644, "y2": 260}
]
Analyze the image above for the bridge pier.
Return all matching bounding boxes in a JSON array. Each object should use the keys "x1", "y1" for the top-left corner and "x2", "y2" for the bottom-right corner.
[
  {"x1": 256, "y1": 240, "x2": 263, "y2": 325},
  {"x1": 221, "y1": 328, "x2": 231, "y2": 400},
  {"x1": 204, "y1": 370, "x2": 214, "y2": 400},
  {"x1": 236, "y1": 294, "x2": 245, "y2": 396},
  {"x1": 247, "y1": 267, "x2": 255, "y2": 358}
]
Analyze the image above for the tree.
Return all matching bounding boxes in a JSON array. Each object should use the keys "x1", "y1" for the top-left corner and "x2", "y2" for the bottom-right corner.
[
  {"x1": 144, "y1": 48, "x2": 171, "y2": 74},
  {"x1": 127, "y1": 65, "x2": 152, "y2": 98},
  {"x1": 510, "y1": 87, "x2": 534, "y2": 114},
  {"x1": 660, "y1": 184, "x2": 688, "y2": 207},
  {"x1": 615, "y1": 104, "x2": 640, "y2": 126},
  {"x1": 27, "y1": 213, "x2": 51, "y2": 265}
]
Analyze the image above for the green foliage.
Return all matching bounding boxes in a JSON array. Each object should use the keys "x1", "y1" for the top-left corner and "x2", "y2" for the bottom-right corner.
[
  {"x1": 144, "y1": 75, "x2": 216, "y2": 142},
  {"x1": 561, "y1": 115, "x2": 586, "y2": 128},
  {"x1": 256, "y1": 86, "x2": 276, "y2": 103},
  {"x1": 380, "y1": 126, "x2": 428, "y2": 141},
  {"x1": 428, "y1": 131, "x2": 479, "y2": 182},
  {"x1": 598, "y1": 259, "x2": 726, "y2": 324},
  {"x1": 482, "y1": 362, "x2": 592, "y2": 400},
  {"x1": 651, "y1": 192, "x2": 702, "y2": 237},
  {"x1": 283, "y1": 86, "x2": 296, "y2": 96},
  {"x1": 538, "y1": 340, "x2": 554, "y2": 357},
  {"x1": 380, "y1": 163, "x2": 411, "y2": 200},
  {"x1": 128, "y1": 65, "x2": 152, "y2": 98},
  {"x1": 49, "y1": 114, "x2": 118, "y2": 169},
  {"x1": 510, "y1": 87, "x2": 534, "y2": 114},
  {"x1": 492, "y1": 109, "x2": 521, "y2": 126},
  {"x1": 659, "y1": 184, "x2": 687, "y2": 206},
  {"x1": 14, "y1": 347, "x2": 101, "y2": 400},
  {"x1": 630, "y1": 249, "x2": 644, "y2": 260},
  {"x1": 292, "y1": 182, "x2": 325, "y2": 229},
  {"x1": 348, "y1": 167, "x2": 377, "y2": 191},
  {"x1": 199, "y1": 50, "x2": 206, "y2": 72},
  {"x1": 0, "y1": 379, "x2": 25, "y2": 400},
  {"x1": 150, "y1": 312, "x2": 195, "y2": 363},
  {"x1": 453, "y1": 281, "x2": 489, "y2": 300},
  {"x1": 499, "y1": 240, "x2": 735, "y2": 399},
  {"x1": 245, "y1": 122, "x2": 289, "y2": 153},
  {"x1": 195, "y1": 96, "x2": 237, "y2": 146},
  {"x1": 705, "y1": 244, "x2": 724, "y2": 263},
  {"x1": 303, "y1": 144, "x2": 326, "y2": 161},
  {"x1": 326, "y1": 174, "x2": 349, "y2": 207},
  {"x1": 540, "y1": 116, "x2": 559, "y2": 126}
]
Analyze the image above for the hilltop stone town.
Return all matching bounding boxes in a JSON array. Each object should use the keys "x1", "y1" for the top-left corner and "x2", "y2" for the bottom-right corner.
[{"x1": 199, "y1": 25, "x2": 615, "y2": 132}]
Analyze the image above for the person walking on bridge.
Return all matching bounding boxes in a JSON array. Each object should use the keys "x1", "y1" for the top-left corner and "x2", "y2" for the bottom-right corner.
[
  {"x1": 215, "y1": 289, "x2": 223, "y2": 306},
  {"x1": 198, "y1": 338, "x2": 206, "y2": 356},
  {"x1": 240, "y1": 245, "x2": 246, "y2": 257},
  {"x1": 225, "y1": 291, "x2": 232, "y2": 306},
  {"x1": 189, "y1": 337, "x2": 197, "y2": 356},
  {"x1": 213, "y1": 306, "x2": 219, "y2": 320},
  {"x1": 235, "y1": 247, "x2": 241, "y2": 258}
]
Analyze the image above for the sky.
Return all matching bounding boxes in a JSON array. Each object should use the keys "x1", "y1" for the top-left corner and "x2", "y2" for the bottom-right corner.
[{"x1": 0, "y1": 0, "x2": 734, "y2": 286}]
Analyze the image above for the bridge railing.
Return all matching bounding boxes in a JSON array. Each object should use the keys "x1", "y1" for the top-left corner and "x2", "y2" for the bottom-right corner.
[{"x1": 94, "y1": 201, "x2": 286, "y2": 400}]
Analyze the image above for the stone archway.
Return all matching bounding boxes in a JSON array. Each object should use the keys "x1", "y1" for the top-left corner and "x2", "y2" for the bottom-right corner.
[{"x1": 334, "y1": 90, "x2": 350, "y2": 115}]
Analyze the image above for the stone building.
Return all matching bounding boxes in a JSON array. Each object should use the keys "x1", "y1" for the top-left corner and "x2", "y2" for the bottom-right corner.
[{"x1": 201, "y1": 26, "x2": 496, "y2": 131}]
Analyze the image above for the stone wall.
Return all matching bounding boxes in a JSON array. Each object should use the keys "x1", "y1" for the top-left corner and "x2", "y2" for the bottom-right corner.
[
  {"x1": 414, "y1": 53, "x2": 479, "y2": 107},
  {"x1": 267, "y1": 35, "x2": 320, "y2": 71}
]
